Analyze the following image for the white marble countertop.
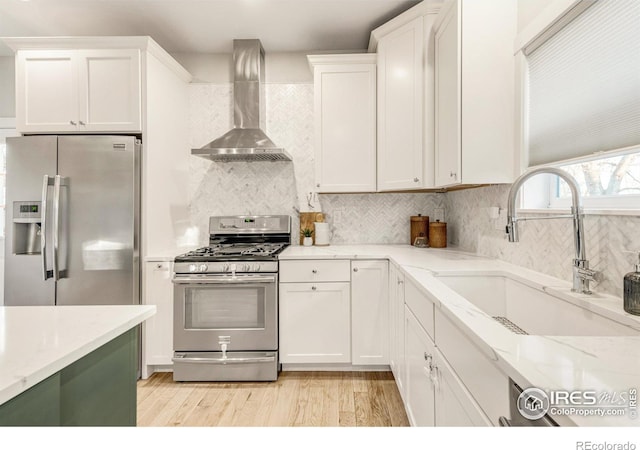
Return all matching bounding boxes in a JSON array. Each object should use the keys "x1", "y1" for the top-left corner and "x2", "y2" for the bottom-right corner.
[
  {"x1": 280, "y1": 245, "x2": 640, "y2": 427},
  {"x1": 0, "y1": 305, "x2": 156, "y2": 406}
]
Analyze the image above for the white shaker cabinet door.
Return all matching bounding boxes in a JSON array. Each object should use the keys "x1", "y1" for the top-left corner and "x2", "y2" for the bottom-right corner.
[
  {"x1": 433, "y1": 349, "x2": 493, "y2": 427},
  {"x1": 279, "y1": 282, "x2": 351, "y2": 364},
  {"x1": 351, "y1": 260, "x2": 389, "y2": 365},
  {"x1": 16, "y1": 50, "x2": 79, "y2": 133},
  {"x1": 142, "y1": 261, "x2": 174, "y2": 378},
  {"x1": 78, "y1": 49, "x2": 141, "y2": 132},
  {"x1": 15, "y1": 48, "x2": 141, "y2": 133},
  {"x1": 404, "y1": 305, "x2": 436, "y2": 427},
  {"x1": 313, "y1": 60, "x2": 376, "y2": 193},
  {"x1": 377, "y1": 16, "x2": 425, "y2": 191},
  {"x1": 388, "y1": 264, "x2": 399, "y2": 375},
  {"x1": 395, "y1": 270, "x2": 407, "y2": 399},
  {"x1": 434, "y1": 0, "x2": 462, "y2": 187}
]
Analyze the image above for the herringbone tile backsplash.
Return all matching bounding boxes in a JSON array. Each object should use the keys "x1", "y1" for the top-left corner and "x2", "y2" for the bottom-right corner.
[
  {"x1": 188, "y1": 83, "x2": 444, "y2": 245},
  {"x1": 446, "y1": 185, "x2": 640, "y2": 298},
  {"x1": 188, "y1": 82, "x2": 639, "y2": 298}
]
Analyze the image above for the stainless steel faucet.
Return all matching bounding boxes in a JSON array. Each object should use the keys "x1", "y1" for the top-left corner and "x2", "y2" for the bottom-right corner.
[{"x1": 506, "y1": 167, "x2": 598, "y2": 294}]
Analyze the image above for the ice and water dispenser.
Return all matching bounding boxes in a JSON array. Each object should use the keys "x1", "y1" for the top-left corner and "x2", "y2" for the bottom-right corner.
[{"x1": 12, "y1": 201, "x2": 42, "y2": 255}]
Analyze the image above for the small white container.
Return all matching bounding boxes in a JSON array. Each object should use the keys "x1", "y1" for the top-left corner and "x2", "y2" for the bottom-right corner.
[
  {"x1": 314, "y1": 222, "x2": 330, "y2": 246},
  {"x1": 303, "y1": 236, "x2": 313, "y2": 246}
]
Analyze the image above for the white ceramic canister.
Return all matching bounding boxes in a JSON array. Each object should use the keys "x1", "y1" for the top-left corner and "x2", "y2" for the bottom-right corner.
[{"x1": 314, "y1": 222, "x2": 330, "y2": 246}]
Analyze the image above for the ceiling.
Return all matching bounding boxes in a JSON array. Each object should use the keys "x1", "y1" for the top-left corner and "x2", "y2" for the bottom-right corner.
[{"x1": 0, "y1": 0, "x2": 422, "y2": 55}]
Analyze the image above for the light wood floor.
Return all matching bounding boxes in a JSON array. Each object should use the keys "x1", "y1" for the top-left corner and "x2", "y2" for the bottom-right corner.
[{"x1": 137, "y1": 371, "x2": 409, "y2": 427}]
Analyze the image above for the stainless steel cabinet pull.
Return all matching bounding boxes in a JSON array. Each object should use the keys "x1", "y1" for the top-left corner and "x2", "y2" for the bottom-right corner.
[
  {"x1": 423, "y1": 352, "x2": 433, "y2": 370},
  {"x1": 450, "y1": 171, "x2": 457, "y2": 179},
  {"x1": 312, "y1": 269, "x2": 318, "y2": 274},
  {"x1": 172, "y1": 355, "x2": 275, "y2": 365},
  {"x1": 414, "y1": 177, "x2": 419, "y2": 182},
  {"x1": 41, "y1": 175, "x2": 54, "y2": 280},
  {"x1": 172, "y1": 275, "x2": 276, "y2": 285},
  {"x1": 353, "y1": 267, "x2": 358, "y2": 272},
  {"x1": 311, "y1": 286, "x2": 317, "y2": 291},
  {"x1": 78, "y1": 120, "x2": 85, "y2": 125},
  {"x1": 69, "y1": 120, "x2": 77, "y2": 126}
]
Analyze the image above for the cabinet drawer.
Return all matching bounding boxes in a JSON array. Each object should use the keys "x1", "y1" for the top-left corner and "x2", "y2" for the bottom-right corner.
[
  {"x1": 280, "y1": 259, "x2": 351, "y2": 283},
  {"x1": 404, "y1": 276, "x2": 435, "y2": 340}
]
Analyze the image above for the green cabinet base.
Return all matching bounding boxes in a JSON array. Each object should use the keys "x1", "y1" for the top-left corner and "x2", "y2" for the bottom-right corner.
[{"x1": 0, "y1": 327, "x2": 138, "y2": 426}]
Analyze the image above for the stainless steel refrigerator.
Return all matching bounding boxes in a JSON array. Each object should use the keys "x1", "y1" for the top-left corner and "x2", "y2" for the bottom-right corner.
[{"x1": 4, "y1": 135, "x2": 140, "y2": 306}]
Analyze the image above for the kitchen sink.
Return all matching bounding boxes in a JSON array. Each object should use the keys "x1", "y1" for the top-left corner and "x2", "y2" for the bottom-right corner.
[{"x1": 434, "y1": 273, "x2": 638, "y2": 336}]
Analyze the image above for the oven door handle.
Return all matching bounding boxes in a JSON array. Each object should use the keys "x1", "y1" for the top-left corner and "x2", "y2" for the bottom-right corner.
[
  {"x1": 172, "y1": 355, "x2": 276, "y2": 364},
  {"x1": 172, "y1": 275, "x2": 276, "y2": 284}
]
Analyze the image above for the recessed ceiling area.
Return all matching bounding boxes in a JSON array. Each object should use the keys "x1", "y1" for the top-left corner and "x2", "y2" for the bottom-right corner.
[{"x1": 0, "y1": 0, "x2": 423, "y2": 55}]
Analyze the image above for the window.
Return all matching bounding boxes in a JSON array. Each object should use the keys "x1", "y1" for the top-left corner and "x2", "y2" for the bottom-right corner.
[
  {"x1": 549, "y1": 148, "x2": 640, "y2": 209},
  {"x1": 519, "y1": 0, "x2": 640, "y2": 211}
]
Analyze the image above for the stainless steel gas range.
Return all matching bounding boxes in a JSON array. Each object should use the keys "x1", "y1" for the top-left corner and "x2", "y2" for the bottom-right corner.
[{"x1": 172, "y1": 215, "x2": 291, "y2": 382}]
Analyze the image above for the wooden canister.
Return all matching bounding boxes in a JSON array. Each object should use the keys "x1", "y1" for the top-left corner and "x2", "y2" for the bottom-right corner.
[
  {"x1": 410, "y1": 215, "x2": 429, "y2": 246},
  {"x1": 428, "y1": 220, "x2": 447, "y2": 248}
]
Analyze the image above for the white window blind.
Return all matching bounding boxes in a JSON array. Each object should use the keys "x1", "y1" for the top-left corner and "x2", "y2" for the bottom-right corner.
[{"x1": 526, "y1": 0, "x2": 640, "y2": 167}]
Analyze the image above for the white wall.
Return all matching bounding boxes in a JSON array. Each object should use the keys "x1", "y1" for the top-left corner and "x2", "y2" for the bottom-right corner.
[
  {"x1": 0, "y1": 56, "x2": 15, "y2": 118},
  {"x1": 517, "y1": 0, "x2": 555, "y2": 32},
  {"x1": 171, "y1": 52, "x2": 313, "y2": 84}
]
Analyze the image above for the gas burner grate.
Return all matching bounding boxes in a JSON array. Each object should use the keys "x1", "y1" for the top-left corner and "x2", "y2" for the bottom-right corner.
[
  {"x1": 179, "y1": 243, "x2": 287, "y2": 259},
  {"x1": 492, "y1": 316, "x2": 528, "y2": 335}
]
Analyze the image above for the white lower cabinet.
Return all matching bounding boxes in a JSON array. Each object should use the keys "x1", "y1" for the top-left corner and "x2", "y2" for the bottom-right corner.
[
  {"x1": 433, "y1": 349, "x2": 492, "y2": 426},
  {"x1": 388, "y1": 265, "x2": 399, "y2": 374},
  {"x1": 404, "y1": 305, "x2": 435, "y2": 426},
  {"x1": 434, "y1": 309, "x2": 509, "y2": 425},
  {"x1": 142, "y1": 260, "x2": 174, "y2": 378},
  {"x1": 351, "y1": 260, "x2": 389, "y2": 365},
  {"x1": 389, "y1": 265, "x2": 406, "y2": 398},
  {"x1": 279, "y1": 282, "x2": 351, "y2": 364},
  {"x1": 394, "y1": 270, "x2": 498, "y2": 427},
  {"x1": 279, "y1": 258, "x2": 390, "y2": 367}
]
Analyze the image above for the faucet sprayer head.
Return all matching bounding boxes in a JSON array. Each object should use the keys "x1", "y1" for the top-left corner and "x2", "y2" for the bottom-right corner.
[{"x1": 506, "y1": 217, "x2": 519, "y2": 242}]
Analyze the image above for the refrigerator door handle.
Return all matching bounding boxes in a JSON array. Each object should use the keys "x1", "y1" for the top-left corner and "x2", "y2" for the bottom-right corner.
[
  {"x1": 41, "y1": 175, "x2": 54, "y2": 280},
  {"x1": 52, "y1": 175, "x2": 68, "y2": 281}
]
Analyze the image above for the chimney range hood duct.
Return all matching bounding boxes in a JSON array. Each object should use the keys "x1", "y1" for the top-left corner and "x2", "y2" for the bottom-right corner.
[{"x1": 192, "y1": 39, "x2": 292, "y2": 162}]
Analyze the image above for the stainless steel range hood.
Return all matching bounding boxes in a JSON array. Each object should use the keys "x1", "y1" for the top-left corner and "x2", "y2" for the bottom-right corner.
[{"x1": 192, "y1": 39, "x2": 292, "y2": 162}]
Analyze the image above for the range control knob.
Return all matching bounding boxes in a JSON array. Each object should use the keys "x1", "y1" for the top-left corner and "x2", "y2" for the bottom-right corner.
[
  {"x1": 188, "y1": 264, "x2": 197, "y2": 273},
  {"x1": 199, "y1": 264, "x2": 208, "y2": 272},
  {"x1": 255, "y1": 264, "x2": 261, "y2": 272}
]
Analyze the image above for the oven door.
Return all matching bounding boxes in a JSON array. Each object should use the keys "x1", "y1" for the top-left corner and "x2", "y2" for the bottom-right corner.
[{"x1": 173, "y1": 273, "x2": 278, "y2": 352}]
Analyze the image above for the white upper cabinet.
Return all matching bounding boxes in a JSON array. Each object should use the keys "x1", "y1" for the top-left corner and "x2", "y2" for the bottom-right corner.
[
  {"x1": 16, "y1": 50, "x2": 78, "y2": 133},
  {"x1": 78, "y1": 49, "x2": 141, "y2": 132},
  {"x1": 16, "y1": 48, "x2": 141, "y2": 133},
  {"x1": 433, "y1": 0, "x2": 517, "y2": 187},
  {"x1": 376, "y1": 16, "x2": 425, "y2": 191},
  {"x1": 309, "y1": 55, "x2": 377, "y2": 193}
]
